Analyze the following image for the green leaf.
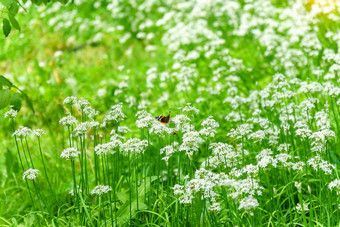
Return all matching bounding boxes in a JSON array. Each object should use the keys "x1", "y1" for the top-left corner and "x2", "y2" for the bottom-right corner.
[
  {"x1": 0, "y1": 0, "x2": 14, "y2": 8},
  {"x1": 0, "y1": 89, "x2": 11, "y2": 109},
  {"x1": 117, "y1": 192, "x2": 129, "y2": 204},
  {"x1": 2, "y1": 18, "x2": 11, "y2": 37},
  {"x1": 8, "y1": 14, "x2": 20, "y2": 31},
  {"x1": 8, "y1": 2, "x2": 19, "y2": 15},
  {"x1": 0, "y1": 75, "x2": 13, "y2": 87},
  {"x1": 138, "y1": 176, "x2": 158, "y2": 198},
  {"x1": 0, "y1": 76, "x2": 34, "y2": 114},
  {"x1": 6, "y1": 148, "x2": 19, "y2": 175},
  {"x1": 10, "y1": 93, "x2": 22, "y2": 111},
  {"x1": 21, "y1": 92, "x2": 35, "y2": 114},
  {"x1": 116, "y1": 200, "x2": 147, "y2": 225}
]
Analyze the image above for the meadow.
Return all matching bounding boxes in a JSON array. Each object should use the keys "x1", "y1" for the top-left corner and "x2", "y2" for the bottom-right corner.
[{"x1": 0, "y1": 0, "x2": 340, "y2": 226}]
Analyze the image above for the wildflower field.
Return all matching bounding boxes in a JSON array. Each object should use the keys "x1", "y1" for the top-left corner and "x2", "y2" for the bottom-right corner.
[{"x1": 1, "y1": 0, "x2": 340, "y2": 226}]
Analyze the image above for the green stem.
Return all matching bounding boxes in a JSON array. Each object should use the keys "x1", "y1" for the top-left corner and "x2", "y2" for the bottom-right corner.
[
  {"x1": 129, "y1": 151, "x2": 132, "y2": 224},
  {"x1": 38, "y1": 138, "x2": 58, "y2": 205},
  {"x1": 71, "y1": 159, "x2": 81, "y2": 224},
  {"x1": 25, "y1": 137, "x2": 35, "y2": 168}
]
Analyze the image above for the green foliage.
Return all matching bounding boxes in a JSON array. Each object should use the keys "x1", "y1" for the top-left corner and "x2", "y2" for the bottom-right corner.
[
  {"x1": 1, "y1": 0, "x2": 69, "y2": 37},
  {"x1": 0, "y1": 76, "x2": 34, "y2": 113},
  {"x1": 2, "y1": 18, "x2": 10, "y2": 37},
  {"x1": 1, "y1": 0, "x2": 18, "y2": 37},
  {"x1": 9, "y1": 93, "x2": 22, "y2": 111},
  {"x1": 0, "y1": 89, "x2": 11, "y2": 109}
]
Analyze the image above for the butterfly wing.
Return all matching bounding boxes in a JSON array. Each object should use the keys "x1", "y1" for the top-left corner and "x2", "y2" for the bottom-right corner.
[
  {"x1": 161, "y1": 113, "x2": 170, "y2": 124},
  {"x1": 156, "y1": 110, "x2": 171, "y2": 124}
]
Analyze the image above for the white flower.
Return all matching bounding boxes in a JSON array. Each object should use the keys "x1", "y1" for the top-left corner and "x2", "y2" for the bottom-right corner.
[
  {"x1": 278, "y1": 143, "x2": 290, "y2": 152},
  {"x1": 23, "y1": 168, "x2": 39, "y2": 180},
  {"x1": 95, "y1": 141, "x2": 121, "y2": 155},
  {"x1": 4, "y1": 109, "x2": 18, "y2": 119},
  {"x1": 104, "y1": 104, "x2": 126, "y2": 123},
  {"x1": 179, "y1": 131, "x2": 203, "y2": 157},
  {"x1": 199, "y1": 116, "x2": 219, "y2": 138},
  {"x1": 32, "y1": 129, "x2": 44, "y2": 137},
  {"x1": 295, "y1": 203, "x2": 309, "y2": 213},
  {"x1": 201, "y1": 116, "x2": 219, "y2": 129},
  {"x1": 329, "y1": 179, "x2": 340, "y2": 194},
  {"x1": 172, "y1": 114, "x2": 191, "y2": 129},
  {"x1": 149, "y1": 121, "x2": 173, "y2": 135},
  {"x1": 209, "y1": 143, "x2": 241, "y2": 168},
  {"x1": 61, "y1": 148, "x2": 81, "y2": 159},
  {"x1": 63, "y1": 96, "x2": 77, "y2": 106},
  {"x1": 209, "y1": 202, "x2": 221, "y2": 212},
  {"x1": 182, "y1": 103, "x2": 199, "y2": 114},
  {"x1": 110, "y1": 132, "x2": 126, "y2": 141},
  {"x1": 248, "y1": 130, "x2": 266, "y2": 143},
  {"x1": 238, "y1": 196, "x2": 259, "y2": 210},
  {"x1": 307, "y1": 156, "x2": 334, "y2": 175},
  {"x1": 160, "y1": 142, "x2": 179, "y2": 165},
  {"x1": 295, "y1": 128, "x2": 312, "y2": 140},
  {"x1": 118, "y1": 126, "x2": 130, "y2": 134},
  {"x1": 136, "y1": 112, "x2": 155, "y2": 128},
  {"x1": 69, "y1": 186, "x2": 82, "y2": 196},
  {"x1": 73, "y1": 122, "x2": 90, "y2": 137},
  {"x1": 88, "y1": 121, "x2": 100, "y2": 128},
  {"x1": 76, "y1": 98, "x2": 90, "y2": 110},
  {"x1": 91, "y1": 185, "x2": 112, "y2": 195},
  {"x1": 227, "y1": 124, "x2": 253, "y2": 140},
  {"x1": 84, "y1": 106, "x2": 99, "y2": 118},
  {"x1": 59, "y1": 115, "x2": 78, "y2": 127},
  {"x1": 295, "y1": 182, "x2": 302, "y2": 193},
  {"x1": 173, "y1": 184, "x2": 184, "y2": 195},
  {"x1": 120, "y1": 138, "x2": 148, "y2": 155},
  {"x1": 275, "y1": 153, "x2": 292, "y2": 166},
  {"x1": 12, "y1": 126, "x2": 32, "y2": 138}
]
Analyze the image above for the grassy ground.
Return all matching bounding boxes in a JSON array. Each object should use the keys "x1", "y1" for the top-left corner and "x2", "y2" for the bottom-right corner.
[{"x1": 1, "y1": 0, "x2": 340, "y2": 226}]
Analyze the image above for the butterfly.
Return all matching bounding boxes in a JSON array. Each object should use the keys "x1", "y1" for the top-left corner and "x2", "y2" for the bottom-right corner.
[{"x1": 155, "y1": 110, "x2": 171, "y2": 124}]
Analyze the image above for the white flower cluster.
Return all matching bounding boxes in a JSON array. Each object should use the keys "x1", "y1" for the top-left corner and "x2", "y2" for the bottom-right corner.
[
  {"x1": 182, "y1": 103, "x2": 199, "y2": 115},
  {"x1": 171, "y1": 114, "x2": 191, "y2": 130},
  {"x1": 63, "y1": 96, "x2": 77, "y2": 106},
  {"x1": 160, "y1": 142, "x2": 179, "y2": 165},
  {"x1": 73, "y1": 122, "x2": 90, "y2": 137},
  {"x1": 120, "y1": 138, "x2": 148, "y2": 155},
  {"x1": 23, "y1": 168, "x2": 39, "y2": 180},
  {"x1": 238, "y1": 196, "x2": 259, "y2": 212},
  {"x1": 60, "y1": 148, "x2": 81, "y2": 159},
  {"x1": 199, "y1": 116, "x2": 219, "y2": 138},
  {"x1": 12, "y1": 126, "x2": 32, "y2": 138},
  {"x1": 135, "y1": 110, "x2": 155, "y2": 128},
  {"x1": 173, "y1": 168, "x2": 221, "y2": 210},
  {"x1": 307, "y1": 155, "x2": 335, "y2": 175},
  {"x1": 207, "y1": 143, "x2": 242, "y2": 168},
  {"x1": 63, "y1": 97, "x2": 99, "y2": 119},
  {"x1": 32, "y1": 129, "x2": 44, "y2": 137},
  {"x1": 103, "y1": 104, "x2": 126, "y2": 123},
  {"x1": 149, "y1": 121, "x2": 173, "y2": 135},
  {"x1": 91, "y1": 185, "x2": 112, "y2": 195},
  {"x1": 95, "y1": 140, "x2": 122, "y2": 156},
  {"x1": 59, "y1": 115, "x2": 78, "y2": 127},
  {"x1": 295, "y1": 203, "x2": 309, "y2": 213},
  {"x1": 69, "y1": 186, "x2": 82, "y2": 196},
  {"x1": 179, "y1": 131, "x2": 203, "y2": 157},
  {"x1": 329, "y1": 179, "x2": 340, "y2": 195},
  {"x1": 4, "y1": 109, "x2": 18, "y2": 120},
  {"x1": 227, "y1": 124, "x2": 253, "y2": 140}
]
